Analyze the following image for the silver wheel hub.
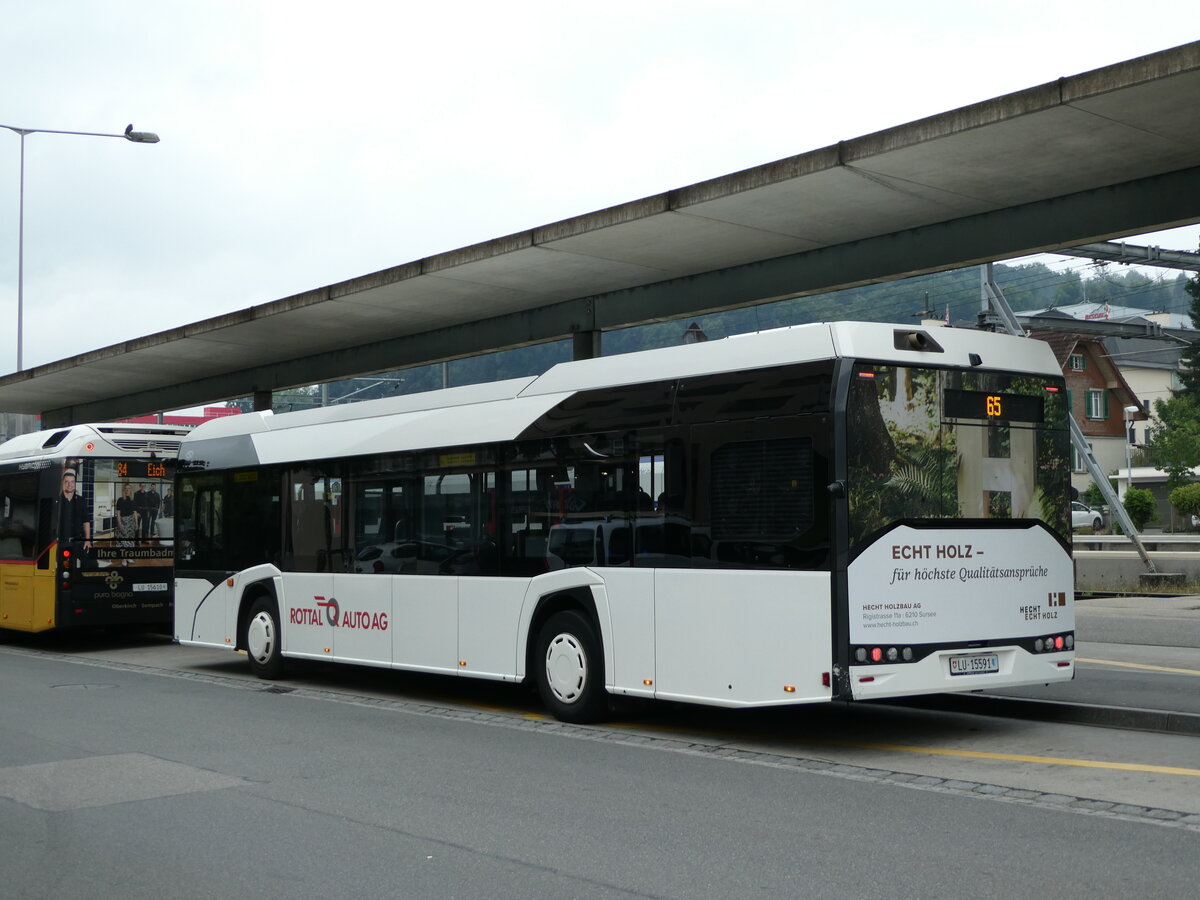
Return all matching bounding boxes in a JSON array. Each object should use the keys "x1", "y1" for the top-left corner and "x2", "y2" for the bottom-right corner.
[
  {"x1": 544, "y1": 631, "x2": 587, "y2": 704},
  {"x1": 247, "y1": 611, "x2": 276, "y2": 664}
]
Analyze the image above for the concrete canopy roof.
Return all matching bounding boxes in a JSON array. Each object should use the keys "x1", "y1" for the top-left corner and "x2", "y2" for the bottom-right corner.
[{"x1": 4, "y1": 41, "x2": 1200, "y2": 425}]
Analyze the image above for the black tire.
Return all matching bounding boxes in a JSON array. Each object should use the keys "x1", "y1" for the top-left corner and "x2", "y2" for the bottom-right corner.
[
  {"x1": 244, "y1": 596, "x2": 284, "y2": 680},
  {"x1": 1091, "y1": 517, "x2": 1103, "y2": 531},
  {"x1": 534, "y1": 610, "x2": 608, "y2": 723}
]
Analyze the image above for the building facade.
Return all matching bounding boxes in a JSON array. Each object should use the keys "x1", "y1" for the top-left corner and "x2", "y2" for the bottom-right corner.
[{"x1": 1027, "y1": 332, "x2": 1145, "y2": 496}]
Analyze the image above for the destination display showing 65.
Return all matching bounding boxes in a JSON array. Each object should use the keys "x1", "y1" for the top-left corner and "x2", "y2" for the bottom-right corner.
[{"x1": 943, "y1": 388, "x2": 1044, "y2": 424}]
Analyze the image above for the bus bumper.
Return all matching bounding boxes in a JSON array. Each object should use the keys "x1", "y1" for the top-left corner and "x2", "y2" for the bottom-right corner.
[{"x1": 848, "y1": 645, "x2": 1074, "y2": 700}]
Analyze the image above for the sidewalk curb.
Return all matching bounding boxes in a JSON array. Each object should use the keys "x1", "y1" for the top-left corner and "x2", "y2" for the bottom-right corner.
[{"x1": 888, "y1": 693, "x2": 1200, "y2": 736}]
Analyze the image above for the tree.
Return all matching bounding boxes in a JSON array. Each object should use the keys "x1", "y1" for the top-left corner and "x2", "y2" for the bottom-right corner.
[
  {"x1": 1144, "y1": 394, "x2": 1200, "y2": 491},
  {"x1": 1176, "y1": 251, "x2": 1200, "y2": 397},
  {"x1": 1122, "y1": 487, "x2": 1157, "y2": 531}
]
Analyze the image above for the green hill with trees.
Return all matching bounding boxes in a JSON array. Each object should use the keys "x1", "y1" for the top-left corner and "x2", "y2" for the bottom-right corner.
[{"x1": 265, "y1": 260, "x2": 1194, "y2": 411}]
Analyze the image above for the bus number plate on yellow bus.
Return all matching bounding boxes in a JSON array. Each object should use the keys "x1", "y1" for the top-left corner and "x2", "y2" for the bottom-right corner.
[{"x1": 948, "y1": 653, "x2": 999, "y2": 676}]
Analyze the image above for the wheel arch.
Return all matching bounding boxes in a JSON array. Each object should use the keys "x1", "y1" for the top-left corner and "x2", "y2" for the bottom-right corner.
[
  {"x1": 235, "y1": 577, "x2": 279, "y2": 653},
  {"x1": 523, "y1": 585, "x2": 605, "y2": 687}
]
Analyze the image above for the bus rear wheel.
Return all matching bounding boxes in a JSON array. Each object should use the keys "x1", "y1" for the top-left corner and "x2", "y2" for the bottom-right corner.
[
  {"x1": 535, "y1": 610, "x2": 607, "y2": 723},
  {"x1": 245, "y1": 597, "x2": 284, "y2": 680}
]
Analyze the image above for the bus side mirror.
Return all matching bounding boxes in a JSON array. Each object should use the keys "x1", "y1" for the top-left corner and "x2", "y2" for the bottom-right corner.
[{"x1": 827, "y1": 480, "x2": 846, "y2": 499}]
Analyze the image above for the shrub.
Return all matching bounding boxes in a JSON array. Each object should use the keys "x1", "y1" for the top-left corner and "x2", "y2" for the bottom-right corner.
[
  {"x1": 1081, "y1": 478, "x2": 1117, "y2": 509},
  {"x1": 1122, "y1": 487, "x2": 1157, "y2": 531},
  {"x1": 1168, "y1": 483, "x2": 1200, "y2": 524}
]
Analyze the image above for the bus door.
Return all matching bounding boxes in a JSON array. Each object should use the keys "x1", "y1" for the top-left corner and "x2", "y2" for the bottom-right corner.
[
  {"x1": 282, "y1": 469, "x2": 340, "y2": 660},
  {"x1": 0, "y1": 471, "x2": 43, "y2": 632}
]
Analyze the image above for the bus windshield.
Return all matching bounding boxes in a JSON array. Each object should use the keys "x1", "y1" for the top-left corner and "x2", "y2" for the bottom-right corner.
[{"x1": 846, "y1": 363, "x2": 1070, "y2": 548}]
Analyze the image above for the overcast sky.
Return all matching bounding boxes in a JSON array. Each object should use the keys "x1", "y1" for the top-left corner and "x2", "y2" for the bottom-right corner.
[{"x1": 1, "y1": 1, "x2": 1197, "y2": 374}]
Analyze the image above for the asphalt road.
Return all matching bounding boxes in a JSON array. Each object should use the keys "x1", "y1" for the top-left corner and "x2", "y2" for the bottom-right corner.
[
  {"x1": 1074, "y1": 595, "x2": 1200, "y2": 648},
  {"x1": 0, "y1": 644, "x2": 1197, "y2": 900},
  {"x1": 984, "y1": 595, "x2": 1200, "y2": 715}
]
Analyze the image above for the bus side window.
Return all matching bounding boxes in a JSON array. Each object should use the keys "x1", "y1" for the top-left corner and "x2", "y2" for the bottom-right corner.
[
  {"x1": 226, "y1": 471, "x2": 281, "y2": 570},
  {"x1": 347, "y1": 476, "x2": 414, "y2": 574},
  {"x1": 177, "y1": 481, "x2": 224, "y2": 569},
  {"x1": 285, "y1": 469, "x2": 342, "y2": 573},
  {"x1": 0, "y1": 472, "x2": 41, "y2": 561}
]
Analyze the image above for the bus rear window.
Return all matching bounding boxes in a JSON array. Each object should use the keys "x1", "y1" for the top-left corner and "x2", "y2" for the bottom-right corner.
[{"x1": 846, "y1": 365, "x2": 1070, "y2": 548}]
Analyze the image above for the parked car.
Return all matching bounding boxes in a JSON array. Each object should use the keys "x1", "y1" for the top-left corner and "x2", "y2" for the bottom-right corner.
[
  {"x1": 353, "y1": 540, "x2": 455, "y2": 574},
  {"x1": 1071, "y1": 501, "x2": 1103, "y2": 531}
]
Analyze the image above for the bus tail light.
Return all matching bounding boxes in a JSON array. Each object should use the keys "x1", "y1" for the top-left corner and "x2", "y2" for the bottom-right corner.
[
  {"x1": 854, "y1": 646, "x2": 916, "y2": 665},
  {"x1": 1034, "y1": 632, "x2": 1074, "y2": 653}
]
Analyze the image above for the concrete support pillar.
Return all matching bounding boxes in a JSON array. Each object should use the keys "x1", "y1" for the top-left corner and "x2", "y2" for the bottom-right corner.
[
  {"x1": 573, "y1": 330, "x2": 601, "y2": 360},
  {"x1": 253, "y1": 390, "x2": 272, "y2": 412}
]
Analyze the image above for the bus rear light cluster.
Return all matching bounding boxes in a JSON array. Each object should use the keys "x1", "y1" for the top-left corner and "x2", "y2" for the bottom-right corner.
[
  {"x1": 1034, "y1": 633, "x2": 1073, "y2": 653},
  {"x1": 854, "y1": 646, "x2": 914, "y2": 664}
]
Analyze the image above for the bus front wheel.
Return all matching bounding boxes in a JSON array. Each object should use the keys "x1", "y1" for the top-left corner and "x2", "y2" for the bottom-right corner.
[
  {"x1": 535, "y1": 610, "x2": 607, "y2": 723},
  {"x1": 245, "y1": 597, "x2": 284, "y2": 680}
]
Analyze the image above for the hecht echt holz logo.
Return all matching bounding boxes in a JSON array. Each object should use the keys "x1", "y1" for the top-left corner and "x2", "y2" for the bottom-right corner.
[
  {"x1": 1047, "y1": 592, "x2": 1067, "y2": 607},
  {"x1": 290, "y1": 595, "x2": 388, "y2": 631}
]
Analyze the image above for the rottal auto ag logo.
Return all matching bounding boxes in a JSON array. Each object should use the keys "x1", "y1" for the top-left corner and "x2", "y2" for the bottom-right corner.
[
  {"x1": 289, "y1": 595, "x2": 389, "y2": 631},
  {"x1": 316, "y1": 596, "x2": 340, "y2": 626}
]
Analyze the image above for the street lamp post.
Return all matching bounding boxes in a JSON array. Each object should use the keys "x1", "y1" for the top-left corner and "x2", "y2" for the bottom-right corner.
[
  {"x1": 1123, "y1": 404, "x2": 1140, "y2": 495},
  {"x1": 1, "y1": 123, "x2": 159, "y2": 371}
]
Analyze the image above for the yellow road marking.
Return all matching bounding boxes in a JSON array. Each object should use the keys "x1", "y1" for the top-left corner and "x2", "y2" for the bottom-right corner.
[
  {"x1": 809, "y1": 739, "x2": 1200, "y2": 776},
  {"x1": 1077, "y1": 656, "x2": 1200, "y2": 677},
  {"x1": 614, "y1": 721, "x2": 1200, "y2": 777},
  {"x1": 424, "y1": 692, "x2": 1200, "y2": 778}
]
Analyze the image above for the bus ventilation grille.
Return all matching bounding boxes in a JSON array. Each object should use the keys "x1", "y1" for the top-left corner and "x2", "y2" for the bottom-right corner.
[{"x1": 109, "y1": 439, "x2": 184, "y2": 453}]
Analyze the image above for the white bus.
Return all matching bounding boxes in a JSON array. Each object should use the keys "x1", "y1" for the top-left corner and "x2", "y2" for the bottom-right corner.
[
  {"x1": 173, "y1": 322, "x2": 1075, "y2": 721},
  {"x1": 0, "y1": 423, "x2": 189, "y2": 636}
]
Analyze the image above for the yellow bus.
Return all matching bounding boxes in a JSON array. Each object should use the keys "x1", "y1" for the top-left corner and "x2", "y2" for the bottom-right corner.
[{"x1": 0, "y1": 423, "x2": 188, "y2": 636}]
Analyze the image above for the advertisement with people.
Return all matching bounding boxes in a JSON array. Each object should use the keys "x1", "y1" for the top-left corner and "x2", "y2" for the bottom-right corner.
[{"x1": 55, "y1": 456, "x2": 175, "y2": 613}]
